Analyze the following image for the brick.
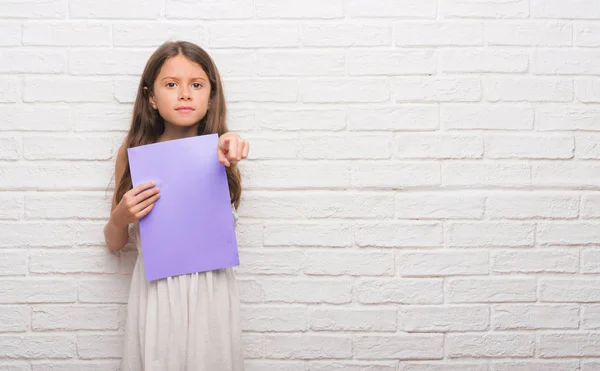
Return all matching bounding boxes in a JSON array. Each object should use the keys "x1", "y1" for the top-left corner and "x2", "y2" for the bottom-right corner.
[
  {"x1": 394, "y1": 134, "x2": 483, "y2": 159},
  {"x1": 23, "y1": 135, "x2": 114, "y2": 160},
  {"x1": 539, "y1": 333, "x2": 600, "y2": 357},
  {"x1": 0, "y1": 279, "x2": 76, "y2": 303},
  {"x1": 77, "y1": 334, "x2": 122, "y2": 359},
  {"x1": 492, "y1": 250, "x2": 578, "y2": 273},
  {"x1": 69, "y1": 49, "x2": 150, "y2": 75},
  {"x1": 399, "y1": 250, "x2": 489, "y2": 276},
  {"x1": 487, "y1": 134, "x2": 573, "y2": 159},
  {"x1": 0, "y1": 0, "x2": 67, "y2": 18},
  {"x1": 246, "y1": 361, "x2": 304, "y2": 371},
  {"x1": 534, "y1": 50, "x2": 600, "y2": 75},
  {"x1": 261, "y1": 278, "x2": 352, "y2": 304},
  {"x1": 540, "y1": 278, "x2": 600, "y2": 302},
  {"x1": 577, "y1": 79, "x2": 600, "y2": 103},
  {"x1": 309, "y1": 362, "x2": 396, "y2": 371},
  {"x1": 263, "y1": 222, "x2": 352, "y2": 247},
  {"x1": 71, "y1": 104, "x2": 131, "y2": 131},
  {"x1": 241, "y1": 305, "x2": 307, "y2": 332},
  {"x1": 0, "y1": 192, "x2": 23, "y2": 220},
  {"x1": 243, "y1": 333, "x2": 264, "y2": 358},
  {"x1": 576, "y1": 23, "x2": 600, "y2": 46},
  {"x1": 532, "y1": 0, "x2": 600, "y2": 19},
  {"x1": 536, "y1": 106, "x2": 600, "y2": 131},
  {"x1": 243, "y1": 161, "x2": 351, "y2": 189},
  {"x1": 444, "y1": 163, "x2": 530, "y2": 188},
  {"x1": 310, "y1": 307, "x2": 396, "y2": 331},
  {"x1": 0, "y1": 222, "x2": 105, "y2": 247},
  {"x1": 441, "y1": 49, "x2": 528, "y2": 73},
  {"x1": 576, "y1": 134, "x2": 600, "y2": 159},
  {"x1": 255, "y1": 0, "x2": 343, "y2": 18},
  {"x1": 236, "y1": 250, "x2": 304, "y2": 275},
  {"x1": 398, "y1": 305, "x2": 489, "y2": 332},
  {"x1": 583, "y1": 249, "x2": 600, "y2": 273},
  {"x1": 264, "y1": 334, "x2": 352, "y2": 359},
  {"x1": 443, "y1": 0, "x2": 529, "y2": 18},
  {"x1": 349, "y1": 105, "x2": 438, "y2": 131},
  {"x1": 486, "y1": 192, "x2": 579, "y2": 219},
  {"x1": 395, "y1": 22, "x2": 483, "y2": 46},
  {"x1": 348, "y1": 50, "x2": 436, "y2": 75},
  {"x1": 0, "y1": 251, "x2": 28, "y2": 276},
  {"x1": 583, "y1": 194, "x2": 600, "y2": 218},
  {"x1": 0, "y1": 306, "x2": 29, "y2": 332},
  {"x1": 32, "y1": 305, "x2": 120, "y2": 330},
  {"x1": 449, "y1": 222, "x2": 535, "y2": 247},
  {"x1": 302, "y1": 78, "x2": 390, "y2": 103},
  {"x1": 31, "y1": 362, "x2": 120, "y2": 371},
  {"x1": 113, "y1": 23, "x2": 203, "y2": 46},
  {"x1": 0, "y1": 335, "x2": 75, "y2": 358},
  {"x1": 486, "y1": 21, "x2": 572, "y2": 46},
  {"x1": 484, "y1": 77, "x2": 573, "y2": 102},
  {"x1": 491, "y1": 361, "x2": 579, "y2": 371},
  {"x1": 583, "y1": 305, "x2": 600, "y2": 329},
  {"x1": 238, "y1": 134, "x2": 302, "y2": 160},
  {"x1": 447, "y1": 333, "x2": 534, "y2": 358},
  {"x1": 239, "y1": 190, "x2": 394, "y2": 219},
  {"x1": 0, "y1": 135, "x2": 20, "y2": 160},
  {"x1": 257, "y1": 51, "x2": 344, "y2": 76},
  {"x1": 352, "y1": 162, "x2": 440, "y2": 188},
  {"x1": 0, "y1": 78, "x2": 19, "y2": 102},
  {"x1": 23, "y1": 22, "x2": 111, "y2": 46},
  {"x1": 396, "y1": 192, "x2": 484, "y2": 219},
  {"x1": 356, "y1": 278, "x2": 443, "y2": 304},
  {"x1": 29, "y1": 249, "x2": 119, "y2": 274},
  {"x1": 210, "y1": 51, "x2": 257, "y2": 77},
  {"x1": 0, "y1": 22, "x2": 22, "y2": 46},
  {"x1": 302, "y1": 23, "x2": 392, "y2": 46},
  {"x1": 25, "y1": 192, "x2": 111, "y2": 220},
  {"x1": 210, "y1": 24, "x2": 298, "y2": 48},
  {"x1": 395, "y1": 77, "x2": 481, "y2": 102},
  {"x1": 305, "y1": 250, "x2": 395, "y2": 276},
  {"x1": 355, "y1": 222, "x2": 442, "y2": 248},
  {"x1": 442, "y1": 103, "x2": 533, "y2": 130},
  {"x1": 303, "y1": 134, "x2": 391, "y2": 159},
  {"x1": 345, "y1": 0, "x2": 436, "y2": 18},
  {"x1": 24, "y1": 77, "x2": 113, "y2": 103},
  {"x1": 537, "y1": 222, "x2": 600, "y2": 245},
  {"x1": 235, "y1": 220, "x2": 263, "y2": 248},
  {"x1": 448, "y1": 278, "x2": 537, "y2": 303},
  {"x1": 534, "y1": 163, "x2": 600, "y2": 188},
  {"x1": 166, "y1": 0, "x2": 253, "y2": 19},
  {"x1": 583, "y1": 361, "x2": 600, "y2": 371},
  {"x1": 225, "y1": 79, "x2": 298, "y2": 102},
  {"x1": 77, "y1": 277, "x2": 131, "y2": 303},
  {"x1": 0, "y1": 104, "x2": 70, "y2": 131},
  {"x1": 399, "y1": 363, "x2": 488, "y2": 371},
  {"x1": 113, "y1": 77, "x2": 138, "y2": 103},
  {"x1": 238, "y1": 279, "x2": 265, "y2": 303},
  {"x1": 493, "y1": 304, "x2": 579, "y2": 330},
  {"x1": 254, "y1": 107, "x2": 346, "y2": 131},
  {"x1": 70, "y1": 0, "x2": 161, "y2": 18},
  {"x1": 0, "y1": 362, "x2": 30, "y2": 371},
  {"x1": 353, "y1": 334, "x2": 443, "y2": 360}
]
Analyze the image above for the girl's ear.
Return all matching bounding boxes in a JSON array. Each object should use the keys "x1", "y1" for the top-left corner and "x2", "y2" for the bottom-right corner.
[{"x1": 144, "y1": 86, "x2": 157, "y2": 110}]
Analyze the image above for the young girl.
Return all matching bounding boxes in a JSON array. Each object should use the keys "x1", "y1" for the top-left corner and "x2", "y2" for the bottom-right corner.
[{"x1": 104, "y1": 41, "x2": 249, "y2": 371}]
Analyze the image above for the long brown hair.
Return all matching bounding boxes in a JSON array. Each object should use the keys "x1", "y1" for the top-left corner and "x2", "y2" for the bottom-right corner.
[{"x1": 115, "y1": 41, "x2": 242, "y2": 208}]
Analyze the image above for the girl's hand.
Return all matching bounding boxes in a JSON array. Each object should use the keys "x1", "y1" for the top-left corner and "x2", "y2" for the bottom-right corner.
[
  {"x1": 110, "y1": 181, "x2": 160, "y2": 227},
  {"x1": 218, "y1": 132, "x2": 249, "y2": 167}
]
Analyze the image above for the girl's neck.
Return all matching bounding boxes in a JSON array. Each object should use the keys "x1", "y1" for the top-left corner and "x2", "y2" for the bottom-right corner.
[{"x1": 158, "y1": 122, "x2": 199, "y2": 143}]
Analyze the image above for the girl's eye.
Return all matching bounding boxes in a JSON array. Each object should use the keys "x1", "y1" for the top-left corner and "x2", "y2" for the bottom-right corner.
[
  {"x1": 166, "y1": 82, "x2": 176, "y2": 88},
  {"x1": 192, "y1": 83, "x2": 202, "y2": 88}
]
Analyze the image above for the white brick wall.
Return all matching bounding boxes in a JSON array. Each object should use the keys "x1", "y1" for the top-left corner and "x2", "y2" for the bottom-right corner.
[{"x1": 2, "y1": 0, "x2": 600, "y2": 369}]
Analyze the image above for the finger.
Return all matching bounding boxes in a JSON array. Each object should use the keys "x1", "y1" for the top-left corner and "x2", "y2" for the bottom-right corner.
[
  {"x1": 236, "y1": 140, "x2": 244, "y2": 161},
  {"x1": 242, "y1": 141, "x2": 249, "y2": 158},
  {"x1": 132, "y1": 187, "x2": 160, "y2": 205},
  {"x1": 217, "y1": 146, "x2": 228, "y2": 166},
  {"x1": 219, "y1": 137, "x2": 230, "y2": 152},
  {"x1": 136, "y1": 202, "x2": 155, "y2": 220},
  {"x1": 228, "y1": 137, "x2": 238, "y2": 161},
  {"x1": 132, "y1": 193, "x2": 160, "y2": 214},
  {"x1": 131, "y1": 181, "x2": 156, "y2": 196}
]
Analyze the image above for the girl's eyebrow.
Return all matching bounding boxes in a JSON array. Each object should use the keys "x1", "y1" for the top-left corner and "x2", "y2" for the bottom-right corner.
[{"x1": 161, "y1": 76, "x2": 208, "y2": 82}]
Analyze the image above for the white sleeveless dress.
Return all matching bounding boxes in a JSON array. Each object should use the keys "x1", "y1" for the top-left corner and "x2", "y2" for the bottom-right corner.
[{"x1": 120, "y1": 209, "x2": 244, "y2": 371}]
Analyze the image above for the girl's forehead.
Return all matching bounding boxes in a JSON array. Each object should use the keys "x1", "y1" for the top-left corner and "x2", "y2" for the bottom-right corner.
[{"x1": 157, "y1": 54, "x2": 208, "y2": 80}]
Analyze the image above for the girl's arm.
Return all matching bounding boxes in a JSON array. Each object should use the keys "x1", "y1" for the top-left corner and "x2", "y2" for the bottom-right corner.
[
  {"x1": 104, "y1": 144, "x2": 160, "y2": 251},
  {"x1": 104, "y1": 145, "x2": 130, "y2": 251}
]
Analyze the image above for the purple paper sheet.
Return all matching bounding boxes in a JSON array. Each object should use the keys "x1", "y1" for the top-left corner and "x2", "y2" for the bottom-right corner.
[{"x1": 127, "y1": 133, "x2": 239, "y2": 281}]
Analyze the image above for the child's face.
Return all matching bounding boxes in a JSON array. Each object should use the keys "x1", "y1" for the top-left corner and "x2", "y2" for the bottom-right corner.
[{"x1": 149, "y1": 54, "x2": 212, "y2": 129}]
